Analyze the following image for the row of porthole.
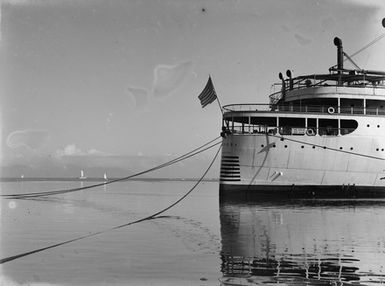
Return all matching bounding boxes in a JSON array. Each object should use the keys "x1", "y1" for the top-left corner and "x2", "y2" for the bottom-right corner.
[
  {"x1": 227, "y1": 142, "x2": 383, "y2": 152},
  {"x1": 261, "y1": 144, "x2": 355, "y2": 151},
  {"x1": 367, "y1": 124, "x2": 381, "y2": 128}
]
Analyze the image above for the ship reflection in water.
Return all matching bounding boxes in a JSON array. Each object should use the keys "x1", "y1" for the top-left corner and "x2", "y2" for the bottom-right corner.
[{"x1": 219, "y1": 195, "x2": 385, "y2": 285}]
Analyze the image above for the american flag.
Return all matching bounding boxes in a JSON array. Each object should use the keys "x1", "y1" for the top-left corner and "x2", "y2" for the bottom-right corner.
[{"x1": 198, "y1": 76, "x2": 217, "y2": 108}]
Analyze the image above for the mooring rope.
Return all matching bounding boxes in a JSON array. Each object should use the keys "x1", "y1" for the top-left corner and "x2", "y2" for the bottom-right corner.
[
  {"x1": 268, "y1": 134, "x2": 385, "y2": 161},
  {"x1": 0, "y1": 144, "x2": 222, "y2": 264},
  {"x1": 2, "y1": 136, "x2": 222, "y2": 199}
]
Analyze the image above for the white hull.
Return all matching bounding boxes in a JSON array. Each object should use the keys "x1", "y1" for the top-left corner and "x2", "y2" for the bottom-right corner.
[{"x1": 220, "y1": 116, "x2": 385, "y2": 196}]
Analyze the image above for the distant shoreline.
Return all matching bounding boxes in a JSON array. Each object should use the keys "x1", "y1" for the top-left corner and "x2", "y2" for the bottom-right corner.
[{"x1": 0, "y1": 177, "x2": 219, "y2": 183}]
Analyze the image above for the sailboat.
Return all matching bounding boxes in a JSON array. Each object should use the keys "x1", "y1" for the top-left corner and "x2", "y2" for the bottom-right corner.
[
  {"x1": 79, "y1": 169, "x2": 87, "y2": 180},
  {"x1": 103, "y1": 172, "x2": 108, "y2": 181}
]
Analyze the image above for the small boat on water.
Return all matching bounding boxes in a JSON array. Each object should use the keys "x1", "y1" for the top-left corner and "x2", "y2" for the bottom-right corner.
[
  {"x1": 219, "y1": 22, "x2": 385, "y2": 198},
  {"x1": 79, "y1": 170, "x2": 87, "y2": 180},
  {"x1": 103, "y1": 172, "x2": 108, "y2": 180}
]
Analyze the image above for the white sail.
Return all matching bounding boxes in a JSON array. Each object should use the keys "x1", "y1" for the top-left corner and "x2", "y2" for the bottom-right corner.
[
  {"x1": 79, "y1": 170, "x2": 87, "y2": 179},
  {"x1": 103, "y1": 172, "x2": 108, "y2": 180}
]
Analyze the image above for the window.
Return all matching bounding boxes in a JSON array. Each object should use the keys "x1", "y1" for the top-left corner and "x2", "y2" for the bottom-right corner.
[
  {"x1": 279, "y1": 117, "x2": 306, "y2": 135},
  {"x1": 224, "y1": 116, "x2": 278, "y2": 134},
  {"x1": 250, "y1": 117, "x2": 277, "y2": 134},
  {"x1": 319, "y1": 119, "x2": 338, "y2": 136}
]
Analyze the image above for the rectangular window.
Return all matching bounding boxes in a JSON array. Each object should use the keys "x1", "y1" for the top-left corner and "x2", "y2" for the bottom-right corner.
[
  {"x1": 279, "y1": 117, "x2": 306, "y2": 135},
  {"x1": 319, "y1": 119, "x2": 338, "y2": 136},
  {"x1": 249, "y1": 117, "x2": 277, "y2": 134}
]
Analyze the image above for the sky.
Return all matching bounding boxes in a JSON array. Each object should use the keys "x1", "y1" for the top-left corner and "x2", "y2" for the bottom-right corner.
[{"x1": 1, "y1": 0, "x2": 385, "y2": 174}]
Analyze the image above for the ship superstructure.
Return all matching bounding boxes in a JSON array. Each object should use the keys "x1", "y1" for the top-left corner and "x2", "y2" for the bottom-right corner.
[{"x1": 220, "y1": 37, "x2": 385, "y2": 197}]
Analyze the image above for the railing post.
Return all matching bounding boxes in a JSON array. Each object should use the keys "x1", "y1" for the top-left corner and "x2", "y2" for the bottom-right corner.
[
  {"x1": 338, "y1": 119, "x2": 341, "y2": 136},
  {"x1": 337, "y1": 98, "x2": 340, "y2": 114}
]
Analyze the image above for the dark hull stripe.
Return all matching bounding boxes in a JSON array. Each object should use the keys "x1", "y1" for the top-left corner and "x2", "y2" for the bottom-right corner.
[{"x1": 219, "y1": 184, "x2": 385, "y2": 199}]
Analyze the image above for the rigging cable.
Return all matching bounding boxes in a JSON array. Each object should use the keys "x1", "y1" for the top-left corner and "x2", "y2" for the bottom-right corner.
[
  {"x1": 2, "y1": 136, "x2": 222, "y2": 199},
  {"x1": 0, "y1": 144, "x2": 222, "y2": 264},
  {"x1": 345, "y1": 32, "x2": 385, "y2": 61}
]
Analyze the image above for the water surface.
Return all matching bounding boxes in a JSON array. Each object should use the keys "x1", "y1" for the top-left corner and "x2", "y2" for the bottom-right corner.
[
  {"x1": 220, "y1": 198, "x2": 385, "y2": 285},
  {"x1": 1, "y1": 181, "x2": 384, "y2": 285}
]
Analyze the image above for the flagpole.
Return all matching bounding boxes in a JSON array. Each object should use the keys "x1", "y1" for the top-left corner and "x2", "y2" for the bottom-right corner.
[
  {"x1": 215, "y1": 94, "x2": 223, "y2": 115},
  {"x1": 215, "y1": 93, "x2": 228, "y2": 131}
]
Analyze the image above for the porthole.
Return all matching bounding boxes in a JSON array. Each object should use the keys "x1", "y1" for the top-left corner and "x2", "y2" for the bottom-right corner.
[
  {"x1": 376, "y1": 148, "x2": 379, "y2": 151},
  {"x1": 350, "y1": 147, "x2": 354, "y2": 150},
  {"x1": 367, "y1": 124, "x2": 370, "y2": 127},
  {"x1": 284, "y1": 145, "x2": 288, "y2": 148},
  {"x1": 378, "y1": 125, "x2": 380, "y2": 128},
  {"x1": 312, "y1": 146, "x2": 316, "y2": 149},
  {"x1": 323, "y1": 146, "x2": 327, "y2": 149},
  {"x1": 273, "y1": 144, "x2": 276, "y2": 148},
  {"x1": 339, "y1": 147, "x2": 343, "y2": 150},
  {"x1": 382, "y1": 149, "x2": 384, "y2": 152},
  {"x1": 301, "y1": 146, "x2": 304, "y2": 148},
  {"x1": 261, "y1": 145, "x2": 264, "y2": 147}
]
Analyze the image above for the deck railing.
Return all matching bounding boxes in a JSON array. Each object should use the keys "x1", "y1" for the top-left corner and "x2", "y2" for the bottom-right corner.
[
  {"x1": 223, "y1": 104, "x2": 385, "y2": 116},
  {"x1": 269, "y1": 76, "x2": 385, "y2": 104},
  {"x1": 224, "y1": 125, "x2": 356, "y2": 136}
]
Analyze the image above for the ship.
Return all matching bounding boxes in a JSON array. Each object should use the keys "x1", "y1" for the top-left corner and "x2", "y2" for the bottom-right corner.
[{"x1": 219, "y1": 34, "x2": 385, "y2": 198}]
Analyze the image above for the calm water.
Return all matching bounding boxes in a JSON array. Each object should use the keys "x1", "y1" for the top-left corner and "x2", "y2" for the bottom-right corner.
[{"x1": 1, "y1": 180, "x2": 385, "y2": 285}]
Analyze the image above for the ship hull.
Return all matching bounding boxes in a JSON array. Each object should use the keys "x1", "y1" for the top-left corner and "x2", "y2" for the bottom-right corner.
[{"x1": 220, "y1": 129, "x2": 385, "y2": 198}]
